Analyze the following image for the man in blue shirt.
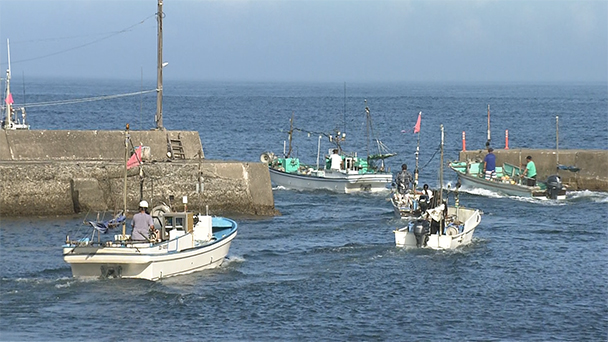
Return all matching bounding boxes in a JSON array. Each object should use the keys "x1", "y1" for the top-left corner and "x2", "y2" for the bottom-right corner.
[{"x1": 483, "y1": 148, "x2": 497, "y2": 180}]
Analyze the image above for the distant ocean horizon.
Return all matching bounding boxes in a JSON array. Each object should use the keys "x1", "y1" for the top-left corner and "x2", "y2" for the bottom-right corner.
[{"x1": 13, "y1": 74, "x2": 608, "y2": 85}]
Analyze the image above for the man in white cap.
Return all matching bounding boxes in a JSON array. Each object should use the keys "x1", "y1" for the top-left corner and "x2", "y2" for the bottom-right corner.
[{"x1": 131, "y1": 200, "x2": 154, "y2": 241}]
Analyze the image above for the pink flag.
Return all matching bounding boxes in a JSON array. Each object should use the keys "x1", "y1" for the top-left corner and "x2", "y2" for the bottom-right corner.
[
  {"x1": 5, "y1": 93, "x2": 13, "y2": 105},
  {"x1": 127, "y1": 145, "x2": 142, "y2": 169},
  {"x1": 413, "y1": 112, "x2": 421, "y2": 133}
]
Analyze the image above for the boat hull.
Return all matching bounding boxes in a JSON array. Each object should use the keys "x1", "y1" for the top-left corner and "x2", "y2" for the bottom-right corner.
[
  {"x1": 394, "y1": 206, "x2": 481, "y2": 250},
  {"x1": 449, "y1": 163, "x2": 566, "y2": 199},
  {"x1": 63, "y1": 220, "x2": 237, "y2": 281},
  {"x1": 269, "y1": 168, "x2": 391, "y2": 193},
  {"x1": 456, "y1": 172, "x2": 566, "y2": 199}
]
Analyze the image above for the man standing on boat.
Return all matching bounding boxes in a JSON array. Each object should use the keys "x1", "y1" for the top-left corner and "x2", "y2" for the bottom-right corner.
[
  {"x1": 522, "y1": 156, "x2": 537, "y2": 186},
  {"x1": 395, "y1": 164, "x2": 413, "y2": 194},
  {"x1": 330, "y1": 149, "x2": 343, "y2": 171},
  {"x1": 131, "y1": 200, "x2": 155, "y2": 241},
  {"x1": 483, "y1": 147, "x2": 497, "y2": 180}
]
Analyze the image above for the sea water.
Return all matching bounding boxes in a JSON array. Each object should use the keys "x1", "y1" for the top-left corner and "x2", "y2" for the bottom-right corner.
[{"x1": 1, "y1": 80, "x2": 607, "y2": 341}]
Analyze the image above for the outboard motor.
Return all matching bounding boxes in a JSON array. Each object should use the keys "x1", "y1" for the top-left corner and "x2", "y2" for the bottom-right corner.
[
  {"x1": 412, "y1": 219, "x2": 431, "y2": 248},
  {"x1": 545, "y1": 174, "x2": 563, "y2": 199}
]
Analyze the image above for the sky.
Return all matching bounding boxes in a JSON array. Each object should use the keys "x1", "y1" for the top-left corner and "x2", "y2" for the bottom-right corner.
[{"x1": 0, "y1": 0, "x2": 606, "y2": 83}]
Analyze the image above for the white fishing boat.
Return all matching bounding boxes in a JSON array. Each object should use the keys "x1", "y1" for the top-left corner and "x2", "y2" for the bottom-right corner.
[
  {"x1": 394, "y1": 125, "x2": 482, "y2": 250},
  {"x1": 263, "y1": 103, "x2": 395, "y2": 193},
  {"x1": 62, "y1": 0, "x2": 238, "y2": 280},
  {"x1": 394, "y1": 205, "x2": 481, "y2": 249},
  {"x1": 1, "y1": 39, "x2": 30, "y2": 130},
  {"x1": 63, "y1": 205, "x2": 238, "y2": 281}
]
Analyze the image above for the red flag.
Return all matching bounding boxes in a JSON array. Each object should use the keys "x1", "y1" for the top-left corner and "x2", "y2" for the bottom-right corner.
[
  {"x1": 413, "y1": 111, "x2": 421, "y2": 133},
  {"x1": 127, "y1": 145, "x2": 142, "y2": 169},
  {"x1": 5, "y1": 93, "x2": 13, "y2": 105}
]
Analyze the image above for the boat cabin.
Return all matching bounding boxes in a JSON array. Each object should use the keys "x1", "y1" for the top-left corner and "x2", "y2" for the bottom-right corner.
[
  {"x1": 272, "y1": 157, "x2": 300, "y2": 173},
  {"x1": 160, "y1": 212, "x2": 194, "y2": 241}
]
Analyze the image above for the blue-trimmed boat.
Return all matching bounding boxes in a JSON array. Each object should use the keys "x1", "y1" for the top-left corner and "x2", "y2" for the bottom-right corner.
[{"x1": 63, "y1": 207, "x2": 238, "y2": 280}]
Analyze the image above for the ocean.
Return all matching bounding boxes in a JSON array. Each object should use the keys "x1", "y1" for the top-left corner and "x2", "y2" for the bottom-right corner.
[{"x1": 1, "y1": 80, "x2": 607, "y2": 341}]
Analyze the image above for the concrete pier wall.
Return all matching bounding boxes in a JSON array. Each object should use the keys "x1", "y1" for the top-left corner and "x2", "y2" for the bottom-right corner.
[
  {"x1": 0, "y1": 129, "x2": 203, "y2": 161},
  {"x1": 0, "y1": 130, "x2": 277, "y2": 217},
  {"x1": 459, "y1": 148, "x2": 608, "y2": 191}
]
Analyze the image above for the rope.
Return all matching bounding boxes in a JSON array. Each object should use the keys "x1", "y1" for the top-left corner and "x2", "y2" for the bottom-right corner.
[{"x1": 418, "y1": 144, "x2": 441, "y2": 172}]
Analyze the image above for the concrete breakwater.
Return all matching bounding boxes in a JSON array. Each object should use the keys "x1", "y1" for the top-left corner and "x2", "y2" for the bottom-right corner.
[
  {"x1": 0, "y1": 130, "x2": 277, "y2": 217},
  {"x1": 458, "y1": 148, "x2": 608, "y2": 191}
]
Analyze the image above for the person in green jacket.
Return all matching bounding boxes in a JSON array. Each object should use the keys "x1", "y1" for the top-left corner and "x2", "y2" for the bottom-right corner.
[{"x1": 522, "y1": 156, "x2": 537, "y2": 186}]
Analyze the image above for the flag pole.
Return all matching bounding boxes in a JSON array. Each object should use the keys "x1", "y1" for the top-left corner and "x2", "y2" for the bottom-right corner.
[{"x1": 414, "y1": 112, "x2": 421, "y2": 189}]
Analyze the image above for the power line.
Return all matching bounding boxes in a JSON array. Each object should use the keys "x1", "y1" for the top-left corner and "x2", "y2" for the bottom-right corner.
[
  {"x1": 10, "y1": 89, "x2": 156, "y2": 108},
  {"x1": 9, "y1": 14, "x2": 156, "y2": 65}
]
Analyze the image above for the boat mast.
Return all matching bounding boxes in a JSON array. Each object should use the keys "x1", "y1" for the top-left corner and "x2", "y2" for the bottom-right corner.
[
  {"x1": 122, "y1": 124, "x2": 130, "y2": 238},
  {"x1": 3, "y1": 39, "x2": 12, "y2": 129},
  {"x1": 556, "y1": 115, "x2": 559, "y2": 170},
  {"x1": 414, "y1": 112, "x2": 421, "y2": 189},
  {"x1": 287, "y1": 113, "x2": 294, "y2": 158},
  {"x1": 155, "y1": 0, "x2": 164, "y2": 130},
  {"x1": 439, "y1": 124, "x2": 444, "y2": 235},
  {"x1": 364, "y1": 100, "x2": 371, "y2": 157}
]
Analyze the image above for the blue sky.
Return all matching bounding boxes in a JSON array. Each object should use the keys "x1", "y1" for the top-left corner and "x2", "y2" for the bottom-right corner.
[{"x1": 0, "y1": 0, "x2": 606, "y2": 83}]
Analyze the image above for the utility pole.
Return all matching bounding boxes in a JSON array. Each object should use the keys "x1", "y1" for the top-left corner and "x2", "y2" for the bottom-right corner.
[{"x1": 155, "y1": 0, "x2": 164, "y2": 130}]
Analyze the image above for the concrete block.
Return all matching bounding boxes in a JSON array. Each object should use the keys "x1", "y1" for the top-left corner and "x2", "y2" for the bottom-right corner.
[{"x1": 70, "y1": 178, "x2": 107, "y2": 213}]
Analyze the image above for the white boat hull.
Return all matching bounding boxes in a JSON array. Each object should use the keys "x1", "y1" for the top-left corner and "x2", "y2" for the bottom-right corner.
[
  {"x1": 269, "y1": 168, "x2": 391, "y2": 193},
  {"x1": 63, "y1": 219, "x2": 237, "y2": 281},
  {"x1": 394, "y1": 206, "x2": 481, "y2": 250}
]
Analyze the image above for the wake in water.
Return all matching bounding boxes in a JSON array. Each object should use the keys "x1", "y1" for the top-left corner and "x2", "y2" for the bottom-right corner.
[
  {"x1": 567, "y1": 190, "x2": 608, "y2": 203},
  {"x1": 455, "y1": 185, "x2": 607, "y2": 206}
]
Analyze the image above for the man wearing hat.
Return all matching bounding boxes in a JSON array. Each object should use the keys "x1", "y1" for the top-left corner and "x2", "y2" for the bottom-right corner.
[{"x1": 131, "y1": 200, "x2": 155, "y2": 241}]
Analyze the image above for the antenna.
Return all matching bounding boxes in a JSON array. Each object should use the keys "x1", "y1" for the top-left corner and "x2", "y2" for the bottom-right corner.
[
  {"x1": 486, "y1": 104, "x2": 491, "y2": 147},
  {"x1": 343, "y1": 82, "x2": 346, "y2": 135}
]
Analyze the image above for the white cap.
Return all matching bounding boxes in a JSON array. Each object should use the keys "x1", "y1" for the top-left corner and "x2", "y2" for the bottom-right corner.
[{"x1": 139, "y1": 200, "x2": 149, "y2": 208}]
